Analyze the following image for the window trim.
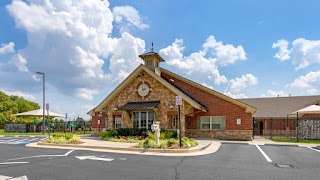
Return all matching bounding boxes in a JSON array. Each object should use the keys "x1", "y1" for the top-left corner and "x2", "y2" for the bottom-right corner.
[
  {"x1": 200, "y1": 116, "x2": 225, "y2": 130},
  {"x1": 115, "y1": 116, "x2": 122, "y2": 129},
  {"x1": 132, "y1": 111, "x2": 154, "y2": 129}
]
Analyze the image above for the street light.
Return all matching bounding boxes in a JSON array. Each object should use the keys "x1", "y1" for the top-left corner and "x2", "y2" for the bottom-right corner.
[{"x1": 36, "y1": 71, "x2": 45, "y2": 135}]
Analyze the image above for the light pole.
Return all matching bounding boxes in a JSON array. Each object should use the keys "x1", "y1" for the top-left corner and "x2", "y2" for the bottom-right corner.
[{"x1": 36, "y1": 71, "x2": 45, "y2": 135}]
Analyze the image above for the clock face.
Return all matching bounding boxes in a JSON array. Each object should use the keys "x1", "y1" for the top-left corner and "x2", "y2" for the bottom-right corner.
[{"x1": 138, "y1": 83, "x2": 149, "y2": 97}]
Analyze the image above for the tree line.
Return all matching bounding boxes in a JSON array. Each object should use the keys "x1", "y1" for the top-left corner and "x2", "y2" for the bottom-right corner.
[{"x1": 0, "y1": 91, "x2": 40, "y2": 126}]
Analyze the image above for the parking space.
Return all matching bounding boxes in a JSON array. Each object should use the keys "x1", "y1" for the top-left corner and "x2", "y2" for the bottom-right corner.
[{"x1": 260, "y1": 145, "x2": 320, "y2": 170}]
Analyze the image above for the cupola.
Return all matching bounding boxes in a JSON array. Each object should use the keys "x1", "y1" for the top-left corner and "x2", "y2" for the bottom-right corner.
[{"x1": 139, "y1": 43, "x2": 165, "y2": 76}]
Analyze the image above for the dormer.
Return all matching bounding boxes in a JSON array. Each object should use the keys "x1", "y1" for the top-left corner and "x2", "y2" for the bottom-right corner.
[{"x1": 139, "y1": 51, "x2": 165, "y2": 76}]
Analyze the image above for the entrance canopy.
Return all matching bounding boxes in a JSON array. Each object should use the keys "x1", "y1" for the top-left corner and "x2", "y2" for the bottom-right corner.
[
  {"x1": 290, "y1": 105, "x2": 320, "y2": 115},
  {"x1": 12, "y1": 109, "x2": 64, "y2": 117},
  {"x1": 118, "y1": 100, "x2": 160, "y2": 111}
]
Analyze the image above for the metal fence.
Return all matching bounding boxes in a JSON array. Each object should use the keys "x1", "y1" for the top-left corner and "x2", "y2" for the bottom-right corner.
[
  {"x1": 4, "y1": 122, "x2": 92, "y2": 134},
  {"x1": 262, "y1": 118, "x2": 320, "y2": 140}
]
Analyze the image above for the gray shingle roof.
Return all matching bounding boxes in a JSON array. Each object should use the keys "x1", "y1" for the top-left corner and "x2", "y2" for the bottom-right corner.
[{"x1": 238, "y1": 95, "x2": 320, "y2": 118}]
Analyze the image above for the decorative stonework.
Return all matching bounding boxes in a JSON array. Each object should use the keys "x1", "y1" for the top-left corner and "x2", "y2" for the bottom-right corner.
[
  {"x1": 101, "y1": 70, "x2": 186, "y2": 134},
  {"x1": 186, "y1": 129, "x2": 252, "y2": 140}
]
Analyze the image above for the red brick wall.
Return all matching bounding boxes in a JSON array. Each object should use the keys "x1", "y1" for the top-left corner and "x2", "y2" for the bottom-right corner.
[
  {"x1": 162, "y1": 73, "x2": 253, "y2": 131},
  {"x1": 92, "y1": 112, "x2": 107, "y2": 129},
  {"x1": 301, "y1": 114, "x2": 320, "y2": 119}
]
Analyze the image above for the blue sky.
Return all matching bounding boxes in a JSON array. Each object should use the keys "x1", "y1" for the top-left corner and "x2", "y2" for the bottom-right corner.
[{"x1": 1, "y1": 0, "x2": 320, "y2": 120}]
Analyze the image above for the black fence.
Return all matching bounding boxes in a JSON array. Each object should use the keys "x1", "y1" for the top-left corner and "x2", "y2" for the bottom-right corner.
[
  {"x1": 260, "y1": 118, "x2": 320, "y2": 140},
  {"x1": 4, "y1": 122, "x2": 92, "y2": 134}
]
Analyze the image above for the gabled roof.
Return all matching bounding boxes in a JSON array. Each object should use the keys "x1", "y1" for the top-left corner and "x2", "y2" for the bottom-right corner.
[
  {"x1": 238, "y1": 95, "x2": 320, "y2": 118},
  {"x1": 87, "y1": 64, "x2": 207, "y2": 115},
  {"x1": 160, "y1": 68, "x2": 257, "y2": 114}
]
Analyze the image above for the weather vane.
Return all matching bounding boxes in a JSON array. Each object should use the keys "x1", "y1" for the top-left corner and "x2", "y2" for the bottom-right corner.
[{"x1": 151, "y1": 41, "x2": 154, "y2": 52}]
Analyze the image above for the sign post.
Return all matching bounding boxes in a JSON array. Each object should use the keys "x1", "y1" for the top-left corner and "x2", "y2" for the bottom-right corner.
[
  {"x1": 98, "y1": 112, "x2": 102, "y2": 132},
  {"x1": 176, "y1": 96, "x2": 182, "y2": 147},
  {"x1": 46, "y1": 103, "x2": 50, "y2": 138}
]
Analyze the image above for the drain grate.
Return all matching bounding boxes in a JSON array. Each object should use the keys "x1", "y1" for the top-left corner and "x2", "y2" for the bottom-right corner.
[{"x1": 275, "y1": 164, "x2": 293, "y2": 168}]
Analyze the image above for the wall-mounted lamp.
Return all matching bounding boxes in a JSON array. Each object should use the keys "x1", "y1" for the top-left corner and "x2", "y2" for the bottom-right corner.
[
  {"x1": 169, "y1": 103, "x2": 174, "y2": 109},
  {"x1": 113, "y1": 106, "x2": 118, "y2": 111}
]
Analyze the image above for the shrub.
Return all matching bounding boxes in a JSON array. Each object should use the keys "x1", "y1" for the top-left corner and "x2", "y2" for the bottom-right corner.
[
  {"x1": 99, "y1": 130, "x2": 117, "y2": 139},
  {"x1": 160, "y1": 132, "x2": 166, "y2": 139},
  {"x1": 147, "y1": 131, "x2": 156, "y2": 141},
  {"x1": 181, "y1": 137, "x2": 198, "y2": 147},
  {"x1": 159, "y1": 141, "x2": 168, "y2": 148},
  {"x1": 52, "y1": 133, "x2": 73, "y2": 140},
  {"x1": 116, "y1": 128, "x2": 146, "y2": 136},
  {"x1": 167, "y1": 138, "x2": 178, "y2": 147},
  {"x1": 68, "y1": 135, "x2": 81, "y2": 143},
  {"x1": 77, "y1": 128, "x2": 82, "y2": 131}
]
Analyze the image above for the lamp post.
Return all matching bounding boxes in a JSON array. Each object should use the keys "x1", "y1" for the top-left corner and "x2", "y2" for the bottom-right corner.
[{"x1": 36, "y1": 72, "x2": 45, "y2": 135}]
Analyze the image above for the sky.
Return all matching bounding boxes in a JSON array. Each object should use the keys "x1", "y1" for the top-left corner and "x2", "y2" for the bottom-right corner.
[{"x1": 1, "y1": 0, "x2": 320, "y2": 120}]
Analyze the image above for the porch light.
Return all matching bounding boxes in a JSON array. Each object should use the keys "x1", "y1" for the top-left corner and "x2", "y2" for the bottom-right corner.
[
  {"x1": 169, "y1": 104, "x2": 174, "y2": 109},
  {"x1": 113, "y1": 106, "x2": 118, "y2": 111}
]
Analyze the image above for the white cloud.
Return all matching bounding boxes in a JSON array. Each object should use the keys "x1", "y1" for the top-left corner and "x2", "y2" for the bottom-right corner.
[
  {"x1": 113, "y1": 6, "x2": 149, "y2": 33},
  {"x1": 260, "y1": 90, "x2": 289, "y2": 97},
  {"x1": 289, "y1": 71, "x2": 320, "y2": 94},
  {"x1": 159, "y1": 36, "x2": 246, "y2": 85},
  {"x1": 203, "y1": 35, "x2": 246, "y2": 66},
  {"x1": 0, "y1": 42, "x2": 15, "y2": 54},
  {"x1": 1, "y1": 89, "x2": 36, "y2": 101},
  {"x1": 9, "y1": 54, "x2": 29, "y2": 72},
  {"x1": 272, "y1": 39, "x2": 291, "y2": 61},
  {"x1": 201, "y1": 83, "x2": 213, "y2": 89},
  {"x1": 273, "y1": 38, "x2": 320, "y2": 69},
  {"x1": 224, "y1": 91, "x2": 248, "y2": 99},
  {"x1": 228, "y1": 74, "x2": 258, "y2": 94},
  {"x1": 5, "y1": 0, "x2": 147, "y2": 100}
]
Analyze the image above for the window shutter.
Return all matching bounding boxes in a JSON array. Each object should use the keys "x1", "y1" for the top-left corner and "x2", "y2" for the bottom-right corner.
[
  {"x1": 221, "y1": 117, "x2": 226, "y2": 130},
  {"x1": 196, "y1": 117, "x2": 201, "y2": 129}
]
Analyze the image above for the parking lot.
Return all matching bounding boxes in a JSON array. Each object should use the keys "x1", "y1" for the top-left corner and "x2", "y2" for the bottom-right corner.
[{"x1": 0, "y1": 142, "x2": 319, "y2": 180}]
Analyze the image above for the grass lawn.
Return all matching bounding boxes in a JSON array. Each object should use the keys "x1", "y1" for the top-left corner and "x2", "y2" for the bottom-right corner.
[
  {"x1": 0, "y1": 129, "x2": 92, "y2": 136},
  {"x1": 264, "y1": 136, "x2": 320, "y2": 144}
]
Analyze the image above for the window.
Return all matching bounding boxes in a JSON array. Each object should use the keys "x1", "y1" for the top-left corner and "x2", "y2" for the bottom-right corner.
[
  {"x1": 105, "y1": 117, "x2": 108, "y2": 129},
  {"x1": 145, "y1": 60, "x2": 153, "y2": 67},
  {"x1": 201, "y1": 116, "x2": 226, "y2": 130},
  {"x1": 115, "y1": 116, "x2": 122, "y2": 129},
  {"x1": 172, "y1": 116, "x2": 177, "y2": 129},
  {"x1": 132, "y1": 111, "x2": 154, "y2": 129}
]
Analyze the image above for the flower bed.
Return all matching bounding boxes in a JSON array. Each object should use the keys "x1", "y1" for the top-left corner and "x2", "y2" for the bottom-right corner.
[
  {"x1": 103, "y1": 136, "x2": 145, "y2": 143},
  {"x1": 136, "y1": 137, "x2": 198, "y2": 149},
  {"x1": 45, "y1": 133, "x2": 83, "y2": 144}
]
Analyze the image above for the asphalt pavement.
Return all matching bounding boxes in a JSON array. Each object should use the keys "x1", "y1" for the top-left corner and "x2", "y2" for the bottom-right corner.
[{"x1": 0, "y1": 143, "x2": 319, "y2": 180}]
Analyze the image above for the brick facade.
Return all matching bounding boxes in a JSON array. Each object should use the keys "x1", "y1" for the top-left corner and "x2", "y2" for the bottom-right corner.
[{"x1": 91, "y1": 66, "x2": 254, "y2": 140}]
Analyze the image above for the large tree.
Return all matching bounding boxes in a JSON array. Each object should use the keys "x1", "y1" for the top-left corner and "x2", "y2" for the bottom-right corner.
[{"x1": 0, "y1": 91, "x2": 40, "y2": 125}]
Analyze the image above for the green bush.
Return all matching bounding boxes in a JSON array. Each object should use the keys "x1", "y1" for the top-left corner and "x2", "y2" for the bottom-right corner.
[
  {"x1": 159, "y1": 141, "x2": 168, "y2": 148},
  {"x1": 99, "y1": 130, "x2": 117, "y2": 139},
  {"x1": 52, "y1": 133, "x2": 73, "y2": 140},
  {"x1": 68, "y1": 135, "x2": 81, "y2": 143},
  {"x1": 116, "y1": 128, "x2": 146, "y2": 136},
  {"x1": 160, "y1": 132, "x2": 166, "y2": 139},
  {"x1": 181, "y1": 137, "x2": 198, "y2": 147},
  {"x1": 147, "y1": 131, "x2": 156, "y2": 141},
  {"x1": 167, "y1": 138, "x2": 178, "y2": 147}
]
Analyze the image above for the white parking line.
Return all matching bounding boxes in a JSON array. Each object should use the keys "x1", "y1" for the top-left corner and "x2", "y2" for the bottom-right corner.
[
  {"x1": 255, "y1": 144, "x2": 272, "y2": 162},
  {"x1": 8, "y1": 150, "x2": 75, "y2": 161},
  {"x1": 0, "y1": 162, "x2": 30, "y2": 165},
  {"x1": 306, "y1": 146, "x2": 320, "y2": 153}
]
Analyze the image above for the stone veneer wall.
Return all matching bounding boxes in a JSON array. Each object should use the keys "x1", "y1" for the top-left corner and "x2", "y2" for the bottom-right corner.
[
  {"x1": 5, "y1": 123, "x2": 27, "y2": 133},
  {"x1": 186, "y1": 129, "x2": 252, "y2": 140},
  {"x1": 92, "y1": 70, "x2": 186, "y2": 135}
]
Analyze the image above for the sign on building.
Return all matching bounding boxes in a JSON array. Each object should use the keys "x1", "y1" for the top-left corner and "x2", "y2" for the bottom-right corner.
[{"x1": 175, "y1": 96, "x2": 182, "y2": 105}]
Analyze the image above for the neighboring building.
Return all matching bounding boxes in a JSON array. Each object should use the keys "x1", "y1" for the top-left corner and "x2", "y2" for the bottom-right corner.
[
  {"x1": 88, "y1": 51, "x2": 256, "y2": 140},
  {"x1": 238, "y1": 96, "x2": 320, "y2": 136}
]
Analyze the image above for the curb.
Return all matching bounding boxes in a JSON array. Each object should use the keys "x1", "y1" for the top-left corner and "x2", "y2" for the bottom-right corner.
[
  {"x1": 37, "y1": 141, "x2": 212, "y2": 154},
  {"x1": 220, "y1": 142, "x2": 250, "y2": 145},
  {"x1": 263, "y1": 143, "x2": 299, "y2": 147}
]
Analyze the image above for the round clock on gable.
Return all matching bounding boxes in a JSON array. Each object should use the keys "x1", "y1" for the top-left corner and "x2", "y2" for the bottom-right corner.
[{"x1": 138, "y1": 83, "x2": 149, "y2": 97}]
